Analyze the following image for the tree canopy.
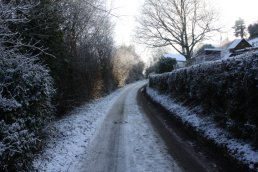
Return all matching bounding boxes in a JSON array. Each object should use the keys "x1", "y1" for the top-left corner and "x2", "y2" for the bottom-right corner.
[
  {"x1": 136, "y1": 0, "x2": 218, "y2": 60},
  {"x1": 248, "y1": 22, "x2": 258, "y2": 39},
  {"x1": 112, "y1": 45, "x2": 144, "y2": 86},
  {"x1": 233, "y1": 18, "x2": 247, "y2": 38}
]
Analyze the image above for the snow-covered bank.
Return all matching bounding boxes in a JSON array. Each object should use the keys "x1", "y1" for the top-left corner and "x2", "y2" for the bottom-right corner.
[
  {"x1": 146, "y1": 87, "x2": 258, "y2": 170},
  {"x1": 33, "y1": 85, "x2": 129, "y2": 171}
]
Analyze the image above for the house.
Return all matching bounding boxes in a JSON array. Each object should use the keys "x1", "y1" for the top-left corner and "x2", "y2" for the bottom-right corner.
[
  {"x1": 190, "y1": 48, "x2": 222, "y2": 65},
  {"x1": 163, "y1": 53, "x2": 186, "y2": 68},
  {"x1": 227, "y1": 39, "x2": 252, "y2": 53},
  {"x1": 248, "y1": 37, "x2": 258, "y2": 47},
  {"x1": 204, "y1": 48, "x2": 222, "y2": 55},
  {"x1": 191, "y1": 38, "x2": 253, "y2": 65},
  {"x1": 220, "y1": 38, "x2": 252, "y2": 58}
]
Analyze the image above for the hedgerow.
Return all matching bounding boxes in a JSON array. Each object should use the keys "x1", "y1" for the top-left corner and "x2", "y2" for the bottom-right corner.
[
  {"x1": 149, "y1": 51, "x2": 258, "y2": 146},
  {"x1": 0, "y1": 1, "x2": 56, "y2": 170},
  {"x1": 0, "y1": 50, "x2": 55, "y2": 171}
]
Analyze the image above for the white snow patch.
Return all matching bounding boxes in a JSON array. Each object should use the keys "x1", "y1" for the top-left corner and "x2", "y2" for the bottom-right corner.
[
  {"x1": 164, "y1": 53, "x2": 186, "y2": 62},
  {"x1": 146, "y1": 87, "x2": 258, "y2": 170},
  {"x1": 33, "y1": 86, "x2": 127, "y2": 172}
]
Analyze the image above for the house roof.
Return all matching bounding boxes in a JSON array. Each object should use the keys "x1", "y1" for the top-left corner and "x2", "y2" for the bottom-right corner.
[
  {"x1": 163, "y1": 53, "x2": 186, "y2": 62},
  {"x1": 227, "y1": 38, "x2": 252, "y2": 50},
  {"x1": 227, "y1": 39, "x2": 242, "y2": 50},
  {"x1": 204, "y1": 48, "x2": 222, "y2": 51}
]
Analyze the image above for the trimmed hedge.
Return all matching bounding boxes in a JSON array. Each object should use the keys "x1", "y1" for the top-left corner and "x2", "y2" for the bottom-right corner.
[
  {"x1": 149, "y1": 51, "x2": 258, "y2": 145},
  {"x1": 0, "y1": 53, "x2": 55, "y2": 171}
]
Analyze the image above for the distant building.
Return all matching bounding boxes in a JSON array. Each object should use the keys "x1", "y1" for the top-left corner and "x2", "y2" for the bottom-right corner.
[
  {"x1": 204, "y1": 48, "x2": 222, "y2": 55},
  {"x1": 163, "y1": 53, "x2": 187, "y2": 68},
  {"x1": 227, "y1": 39, "x2": 252, "y2": 53},
  {"x1": 190, "y1": 48, "x2": 222, "y2": 65},
  {"x1": 191, "y1": 38, "x2": 253, "y2": 65},
  {"x1": 220, "y1": 39, "x2": 252, "y2": 58}
]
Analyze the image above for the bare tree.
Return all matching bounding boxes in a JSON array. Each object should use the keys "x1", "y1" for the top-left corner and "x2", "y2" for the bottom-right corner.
[
  {"x1": 112, "y1": 45, "x2": 144, "y2": 86},
  {"x1": 136, "y1": 0, "x2": 218, "y2": 60},
  {"x1": 56, "y1": 0, "x2": 118, "y2": 105}
]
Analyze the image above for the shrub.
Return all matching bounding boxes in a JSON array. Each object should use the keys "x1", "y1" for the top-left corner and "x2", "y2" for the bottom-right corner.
[
  {"x1": 149, "y1": 73, "x2": 170, "y2": 93},
  {"x1": 156, "y1": 57, "x2": 176, "y2": 74},
  {"x1": 0, "y1": 49, "x2": 55, "y2": 171}
]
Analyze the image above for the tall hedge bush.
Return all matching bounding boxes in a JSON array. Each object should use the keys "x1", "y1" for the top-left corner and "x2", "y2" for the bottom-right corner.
[
  {"x1": 0, "y1": 50, "x2": 55, "y2": 171},
  {"x1": 149, "y1": 51, "x2": 258, "y2": 145}
]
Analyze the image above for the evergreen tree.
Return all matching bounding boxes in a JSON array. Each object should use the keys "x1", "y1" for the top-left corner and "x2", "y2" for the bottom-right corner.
[
  {"x1": 157, "y1": 57, "x2": 176, "y2": 74},
  {"x1": 248, "y1": 22, "x2": 258, "y2": 39},
  {"x1": 233, "y1": 18, "x2": 246, "y2": 38}
]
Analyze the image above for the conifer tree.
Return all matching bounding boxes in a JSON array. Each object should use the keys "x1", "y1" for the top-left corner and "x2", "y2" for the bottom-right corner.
[
  {"x1": 248, "y1": 22, "x2": 258, "y2": 39},
  {"x1": 233, "y1": 18, "x2": 246, "y2": 38}
]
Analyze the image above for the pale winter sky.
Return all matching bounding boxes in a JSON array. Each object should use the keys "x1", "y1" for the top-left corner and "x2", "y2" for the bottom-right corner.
[{"x1": 110, "y1": 0, "x2": 258, "y2": 62}]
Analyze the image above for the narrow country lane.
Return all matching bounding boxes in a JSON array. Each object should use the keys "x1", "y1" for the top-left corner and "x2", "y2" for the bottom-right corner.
[
  {"x1": 34, "y1": 81, "x2": 238, "y2": 172},
  {"x1": 72, "y1": 80, "x2": 232, "y2": 172},
  {"x1": 74, "y1": 81, "x2": 182, "y2": 172}
]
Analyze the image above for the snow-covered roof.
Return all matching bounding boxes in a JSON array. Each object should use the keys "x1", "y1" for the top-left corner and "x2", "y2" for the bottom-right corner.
[
  {"x1": 163, "y1": 53, "x2": 186, "y2": 62},
  {"x1": 248, "y1": 38, "x2": 258, "y2": 47},
  {"x1": 227, "y1": 39, "x2": 242, "y2": 50},
  {"x1": 204, "y1": 48, "x2": 222, "y2": 51}
]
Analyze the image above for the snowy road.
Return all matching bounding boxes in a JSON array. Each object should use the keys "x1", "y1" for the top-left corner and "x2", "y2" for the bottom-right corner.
[
  {"x1": 74, "y1": 81, "x2": 181, "y2": 172},
  {"x1": 34, "y1": 81, "x2": 228, "y2": 172}
]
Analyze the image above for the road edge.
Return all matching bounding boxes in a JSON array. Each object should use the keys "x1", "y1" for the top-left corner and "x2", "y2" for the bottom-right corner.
[{"x1": 137, "y1": 85, "x2": 250, "y2": 172}]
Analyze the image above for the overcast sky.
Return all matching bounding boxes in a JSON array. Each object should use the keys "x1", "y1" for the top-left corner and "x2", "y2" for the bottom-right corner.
[
  {"x1": 110, "y1": 0, "x2": 258, "y2": 62},
  {"x1": 208, "y1": 0, "x2": 258, "y2": 44},
  {"x1": 111, "y1": 0, "x2": 144, "y2": 46}
]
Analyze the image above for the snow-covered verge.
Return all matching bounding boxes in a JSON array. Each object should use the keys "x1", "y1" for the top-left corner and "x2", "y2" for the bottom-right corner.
[
  {"x1": 146, "y1": 87, "x2": 258, "y2": 170},
  {"x1": 32, "y1": 86, "x2": 126, "y2": 171},
  {"x1": 149, "y1": 51, "x2": 258, "y2": 145}
]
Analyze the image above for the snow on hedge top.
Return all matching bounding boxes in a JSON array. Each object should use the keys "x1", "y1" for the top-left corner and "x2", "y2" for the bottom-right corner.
[
  {"x1": 163, "y1": 53, "x2": 186, "y2": 62},
  {"x1": 181, "y1": 49, "x2": 258, "y2": 72},
  {"x1": 150, "y1": 50, "x2": 258, "y2": 78}
]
